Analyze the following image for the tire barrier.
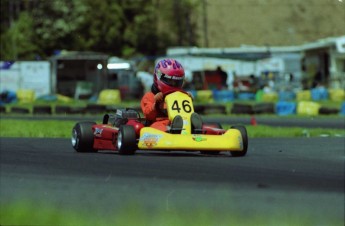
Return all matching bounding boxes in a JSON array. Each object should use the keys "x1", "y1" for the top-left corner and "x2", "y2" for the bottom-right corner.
[
  {"x1": 85, "y1": 104, "x2": 107, "y2": 114},
  {"x1": 33, "y1": 106, "x2": 52, "y2": 115},
  {"x1": 253, "y1": 103, "x2": 275, "y2": 114},
  {"x1": 55, "y1": 106, "x2": 71, "y2": 114},
  {"x1": 231, "y1": 103, "x2": 254, "y2": 115},
  {"x1": 10, "y1": 107, "x2": 30, "y2": 114},
  {"x1": 203, "y1": 104, "x2": 227, "y2": 115},
  {"x1": 193, "y1": 105, "x2": 205, "y2": 114},
  {"x1": 318, "y1": 107, "x2": 339, "y2": 115},
  {"x1": 69, "y1": 107, "x2": 86, "y2": 114},
  {"x1": 0, "y1": 105, "x2": 6, "y2": 113}
]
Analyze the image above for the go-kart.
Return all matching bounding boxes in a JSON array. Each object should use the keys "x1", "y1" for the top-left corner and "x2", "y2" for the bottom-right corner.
[{"x1": 71, "y1": 91, "x2": 248, "y2": 156}]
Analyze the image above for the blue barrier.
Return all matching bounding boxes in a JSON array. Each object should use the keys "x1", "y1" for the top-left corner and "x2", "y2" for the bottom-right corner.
[
  {"x1": 237, "y1": 92, "x2": 255, "y2": 100},
  {"x1": 311, "y1": 88, "x2": 328, "y2": 101},
  {"x1": 186, "y1": 90, "x2": 197, "y2": 100},
  {"x1": 0, "y1": 90, "x2": 17, "y2": 106},
  {"x1": 212, "y1": 90, "x2": 235, "y2": 102},
  {"x1": 276, "y1": 101, "x2": 296, "y2": 116},
  {"x1": 340, "y1": 102, "x2": 345, "y2": 115},
  {"x1": 278, "y1": 91, "x2": 296, "y2": 101}
]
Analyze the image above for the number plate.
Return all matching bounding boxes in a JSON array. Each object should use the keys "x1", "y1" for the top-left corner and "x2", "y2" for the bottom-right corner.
[{"x1": 165, "y1": 91, "x2": 194, "y2": 134}]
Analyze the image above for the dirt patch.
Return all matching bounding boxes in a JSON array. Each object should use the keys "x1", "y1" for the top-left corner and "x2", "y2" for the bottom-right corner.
[{"x1": 199, "y1": 0, "x2": 345, "y2": 47}]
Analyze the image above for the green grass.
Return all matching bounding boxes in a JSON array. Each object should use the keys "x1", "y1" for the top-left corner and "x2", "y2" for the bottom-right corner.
[
  {"x1": 225, "y1": 124, "x2": 345, "y2": 138},
  {"x1": 1, "y1": 200, "x2": 336, "y2": 226},
  {"x1": 1, "y1": 119, "x2": 344, "y2": 138},
  {"x1": 0, "y1": 119, "x2": 76, "y2": 138}
]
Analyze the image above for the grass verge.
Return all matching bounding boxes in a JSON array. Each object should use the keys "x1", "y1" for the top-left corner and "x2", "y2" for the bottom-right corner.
[
  {"x1": 0, "y1": 119, "x2": 344, "y2": 138},
  {"x1": 1, "y1": 200, "x2": 338, "y2": 226}
]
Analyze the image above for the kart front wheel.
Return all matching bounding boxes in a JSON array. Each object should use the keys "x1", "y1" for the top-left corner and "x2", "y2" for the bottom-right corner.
[
  {"x1": 117, "y1": 125, "x2": 137, "y2": 155},
  {"x1": 230, "y1": 125, "x2": 248, "y2": 157},
  {"x1": 71, "y1": 121, "x2": 97, "y2": 152}
]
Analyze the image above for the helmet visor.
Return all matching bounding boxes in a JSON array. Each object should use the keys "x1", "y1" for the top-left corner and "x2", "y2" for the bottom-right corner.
[{"x1": 160, "y1": 74, "x2": 184, "y2": 88}]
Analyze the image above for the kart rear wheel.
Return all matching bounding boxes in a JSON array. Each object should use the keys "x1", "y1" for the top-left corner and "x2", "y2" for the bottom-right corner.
[
  {"x1": 117, "y1": 125, "x2": 137, "y2": 155},
  {"x1": 230, "y1": 125, "x2": 248, "y2": 157},
  {"x1": 71, "y1": 121, "x2": 97, "y2": 152}
]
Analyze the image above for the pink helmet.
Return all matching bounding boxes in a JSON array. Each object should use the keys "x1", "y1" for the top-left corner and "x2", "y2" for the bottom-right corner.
[{"x1": 153, "y1": 59, "x2": 185, "y2": 94}]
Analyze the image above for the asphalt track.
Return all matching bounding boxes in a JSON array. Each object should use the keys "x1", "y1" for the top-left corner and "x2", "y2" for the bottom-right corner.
[{"x1": 1, "y1": 137, "x2": 344, "y2": 225}]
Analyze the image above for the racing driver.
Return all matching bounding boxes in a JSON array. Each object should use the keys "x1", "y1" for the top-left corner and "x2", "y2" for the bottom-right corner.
[{"x1": 141, "y1": 58, "x2": 203, "y2": 134}]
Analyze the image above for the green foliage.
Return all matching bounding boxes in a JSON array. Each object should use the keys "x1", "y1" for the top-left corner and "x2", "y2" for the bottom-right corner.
[
  {"x1": 0, "y1": 0, "x2": 199, "y2": 59},
  {"x1": 30, "y1": 0, "x2": 89, "y2": 56},
  {"x1": 0, "y1": 12, "x2": 39, "y2": 60}
]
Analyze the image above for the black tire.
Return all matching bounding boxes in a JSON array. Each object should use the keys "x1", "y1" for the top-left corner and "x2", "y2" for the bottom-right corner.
[
  {"x1": 71, "y1": 121, "x2": 96, "y2": 152},
  {"x1": 117, "y1": 125, "x2": 137, "y2": 155},
  {"x1": 230, "y1": 125, "x2": 248, "y2": 157},
  {"x1": 201, "y1": 151, "x2": 220, "y2": 155}
]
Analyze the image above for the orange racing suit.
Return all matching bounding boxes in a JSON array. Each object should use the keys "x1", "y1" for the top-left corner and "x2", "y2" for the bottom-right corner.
[{"x1": 140, "y1": 92, "x2": 170, "y2": 132}]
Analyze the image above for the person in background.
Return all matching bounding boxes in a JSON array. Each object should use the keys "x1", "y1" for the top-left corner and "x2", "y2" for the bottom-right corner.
[
  {"x1": 216, "y1": 66, "x2": 228, "y2": 89},
  {"x1": 141, "y1": 58, "x2": 203, "y2": 134},
  {"x1": 249, "y1": 74, "x2": 259, "y2": 93}
]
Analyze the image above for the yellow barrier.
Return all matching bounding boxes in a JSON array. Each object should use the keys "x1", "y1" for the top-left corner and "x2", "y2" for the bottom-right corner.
[
  {"x1": 297, "y1": 101, "x2": 320, "y2": 116},
  {"x1": 57, "y1": 94, "x2": 73, "y2": 103},
  {"x1": 97, "y1": 89, "x2": 121, "y2": 105},
  {"x1": 16, "y1": 89, "x2": 35, "y2": 103},
  {"x1": 262, "y1": 92, "x2": 278, "y2": 102},
  {"x1": 195, "y1": 90, "x2": 214, "y2": 103},
  {"x1": 296, "y1": 90, "x2": 311, "y2": 101},
  {"x1": 329, "y1": 89, "x2": 345, "y2": 101}
]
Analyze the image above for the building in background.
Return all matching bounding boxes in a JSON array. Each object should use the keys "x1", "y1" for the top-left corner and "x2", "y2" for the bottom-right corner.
[
  {"x1": 50, "y1": 51, "x2": 109, "y2": 99},
  {"x1": 301, "y1": 36, "x2": 345, "y2": 89},
  {"x1": 0, "y1": 61, "x2": 51, "y2": 98},
  {"x1": 165, "y1": 36, "x2": 345, "y2": 91}
]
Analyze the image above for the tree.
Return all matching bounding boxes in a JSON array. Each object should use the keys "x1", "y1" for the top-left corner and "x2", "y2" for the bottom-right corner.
[
  {"x1": 0, "y1": 0, "x2": 200, "y2": 60},
  {"x1": 73, "y1": 0, "x2": 124, "y2": 55},
  {"x1": 0, "y1": 12, "x2": 39, "y2": 60},
  {"x1": 30, "y1": 0, "x2": 88, "y2": 57}
]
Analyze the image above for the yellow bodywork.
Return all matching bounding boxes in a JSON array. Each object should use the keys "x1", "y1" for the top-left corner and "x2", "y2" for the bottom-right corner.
[
  {"x1": 165, "y1": 91, "x2": 194, "y2": 135},
  {"x1": 138, "y1": 127, "x2": 244, "y2": 151},
  {"x1": 137, "y1": 91, "x2": 244, "y2": 152}
]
